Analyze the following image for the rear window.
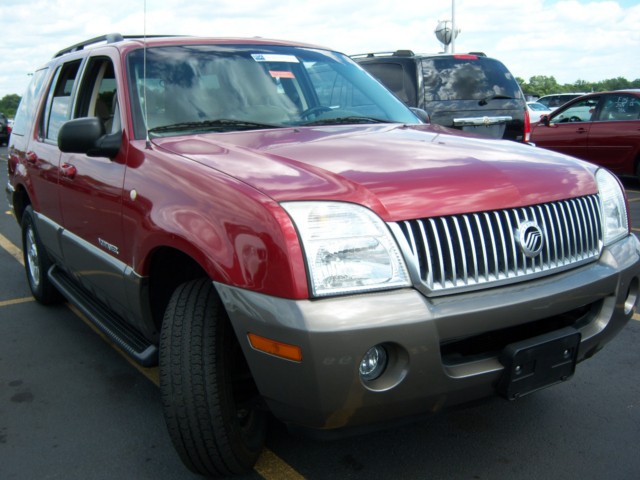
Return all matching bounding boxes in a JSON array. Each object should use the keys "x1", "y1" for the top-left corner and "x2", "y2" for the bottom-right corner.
[{"x1": 421, "y1": 57, "x2": 521, "y2": 102}]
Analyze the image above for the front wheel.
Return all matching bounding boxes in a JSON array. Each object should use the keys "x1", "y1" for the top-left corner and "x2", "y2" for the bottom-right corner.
[{"x1": 160, "y1": 279, "x2": 267, "y2": 477}]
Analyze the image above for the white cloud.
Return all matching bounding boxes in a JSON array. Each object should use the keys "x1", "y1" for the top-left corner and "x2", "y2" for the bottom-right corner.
[{"x1": 0, "y1": 0, "x2": 638, "y2": 99}]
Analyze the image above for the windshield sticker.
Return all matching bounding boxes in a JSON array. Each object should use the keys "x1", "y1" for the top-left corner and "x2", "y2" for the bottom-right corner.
[
  {"x1": 269, "y1": 70, "x2": 295, "y2": 79},
  {"x1": 251, "y1": 53, "x2": 299, "y2": 63}
]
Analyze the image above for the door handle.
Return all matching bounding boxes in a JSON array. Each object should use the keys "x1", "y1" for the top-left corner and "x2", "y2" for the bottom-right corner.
[{"x1": 60, "y1": 163, "x2": 77, "y2": 179}]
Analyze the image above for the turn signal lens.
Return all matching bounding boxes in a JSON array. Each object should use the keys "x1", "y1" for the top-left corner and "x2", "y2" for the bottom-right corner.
[{"x1": 248, "y1": 333, "x2": 302, "y2": 362}]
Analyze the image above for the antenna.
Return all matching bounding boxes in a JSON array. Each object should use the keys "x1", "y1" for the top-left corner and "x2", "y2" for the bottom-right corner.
[{"x1": 144, "y1": 0, "x2": 151, "y2": 149}]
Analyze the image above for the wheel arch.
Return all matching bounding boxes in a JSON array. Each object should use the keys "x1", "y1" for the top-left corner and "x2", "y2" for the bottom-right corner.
[
  {"x1": 146, "y1": 246, "x2": 208, "y2": 332},
  {"x1": 10, "y1": 182, "x2": 31, "y2": 226}
]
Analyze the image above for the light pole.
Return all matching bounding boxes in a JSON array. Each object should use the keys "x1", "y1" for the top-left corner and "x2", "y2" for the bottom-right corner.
[
  {"x1": 451, "y1": 0, "x2": 456, "y2": 54},
  {"x1": 434, "y1": 0, "x2": 460, "y2": 53}
]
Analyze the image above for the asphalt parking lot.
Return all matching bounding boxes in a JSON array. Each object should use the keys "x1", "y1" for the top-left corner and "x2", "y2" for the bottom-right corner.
[{"x1": 1, "y1": 145, "x2": 639, "y2": 480}]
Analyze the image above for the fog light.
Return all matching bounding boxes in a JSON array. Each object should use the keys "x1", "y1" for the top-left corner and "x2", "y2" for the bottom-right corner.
[{"x1": 359, "y1": 345, "x2": 388, "y2": 382}]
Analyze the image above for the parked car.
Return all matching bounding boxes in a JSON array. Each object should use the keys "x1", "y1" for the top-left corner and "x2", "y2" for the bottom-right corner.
[
  {"x1": 352, "y1": 50, "x2": 531, "y2": 142},
  {"x1": 7, "y1": 34, "x2": 640, "y2": 478},
  {"x1": 0, "y1": 112, "x2": 9, "y2": 145},
  {"x1": 536, "y1": 92, "x2": 587, "y2": 110},
  {"x1": 531, "y1": 90, "x2": 640, "y2": 178},
  {"x1": 527, "y1": 101, "x2": 553, "y2": 123}
]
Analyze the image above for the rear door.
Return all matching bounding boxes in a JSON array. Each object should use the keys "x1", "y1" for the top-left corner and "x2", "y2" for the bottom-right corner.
[{"x1": 22, "y1": 59, "x2": 83, "y2": 262}]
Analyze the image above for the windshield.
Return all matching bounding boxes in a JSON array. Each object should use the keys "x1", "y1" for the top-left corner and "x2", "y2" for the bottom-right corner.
[{"x1": 127, "y1": 44, "x2": 418, "y2": 138}]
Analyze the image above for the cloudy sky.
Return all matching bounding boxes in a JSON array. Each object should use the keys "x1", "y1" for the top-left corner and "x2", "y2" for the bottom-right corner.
[{"x1": 0, "y1": 0, "x2": 638, "y2": 99}]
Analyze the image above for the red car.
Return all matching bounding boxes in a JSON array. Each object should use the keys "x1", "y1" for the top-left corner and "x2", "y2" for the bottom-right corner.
[
  {"x1": 6, "y1": 35, "x2": 640, "y2": 477},
  {"x1": 531, "y1": 90, "x2": 640, "y2": 178}
]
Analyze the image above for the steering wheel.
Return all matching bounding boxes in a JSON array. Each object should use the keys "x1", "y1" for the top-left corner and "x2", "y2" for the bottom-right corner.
[
  {"x1": 300, "y1": 106, "x2": 333, "y2": 119},
  {"x1": 569, "y1": 116, "x2": 582, "y2": 122}
]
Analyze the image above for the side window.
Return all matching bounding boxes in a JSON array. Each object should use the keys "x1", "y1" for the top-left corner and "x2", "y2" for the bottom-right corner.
[
  {"x1": 40, "y1": 60, "x2": 82, "y2": 142},
  {"x1": 364, "y1": 62, "x2": 416, "y2": 105},
  {"x1": 551, "y1": 97, "x2": 600, "y2": 124},
  {"x1": 547, "y1": 96, "x2": 562, "y2": 109},
  {"x1": 598, "y1": 94, "x2": 640, "y2": 121},
  {"x1": 11, "y1": 67, "x2": 49, "y2": 137},
  {"x1": 75, "y1": 57, "x2": 119, "y2": 134}
]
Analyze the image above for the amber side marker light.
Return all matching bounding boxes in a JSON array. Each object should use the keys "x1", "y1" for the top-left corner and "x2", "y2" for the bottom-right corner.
[{"x1": 248, "y1": 333, "x2": 303, "y2": 362}]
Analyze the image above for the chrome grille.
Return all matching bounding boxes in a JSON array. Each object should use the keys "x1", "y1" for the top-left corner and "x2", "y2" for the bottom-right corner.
[{"x1": 395, "y1": 195, "x2": 602, "y2": 294}]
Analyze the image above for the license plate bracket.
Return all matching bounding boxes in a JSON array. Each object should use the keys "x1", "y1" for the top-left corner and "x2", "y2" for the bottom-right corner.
[{"x1": 497, "y1": 327, "x2": 581, "y2": 400}]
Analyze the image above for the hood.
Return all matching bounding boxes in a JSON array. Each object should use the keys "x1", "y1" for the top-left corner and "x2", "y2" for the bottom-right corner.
[{"x1": 153, "y1": 124, "x2": 598, "y2": 221}]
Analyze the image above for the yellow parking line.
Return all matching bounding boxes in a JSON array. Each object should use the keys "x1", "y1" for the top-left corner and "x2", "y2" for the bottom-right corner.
[
  {"x1": 628, "y1": 197, "x2": 640, "y2": 202},
  {"x1": 67, "y1": 300, "x2": 302, "y2": 480},
  {"x1": 255, "y1": 448, "x2": 306, "y2": 480},
  {"x1": 0, "y1": 297, "x2": 34, "y2": 307},
  {"x1": 633, "y1": 313, "x2": 640, "y2": 322},
  {"x1": 66, "y1": 303, "x2": 161, "y2": 385},
  {"x1": 0, "y1": 233, "x2": 23, "y2": 266},
  {"x1": 2, "y1": 228, "x2": 303, "y2": 479}
]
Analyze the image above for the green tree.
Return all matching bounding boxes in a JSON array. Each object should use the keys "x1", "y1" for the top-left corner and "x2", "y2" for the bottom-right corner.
[
  {"x1": 527, "y1": 75, "x2": 561, "y2": 97},
  {"x1": 0, "y1": 94, "x2": 21, "y2": 118}
]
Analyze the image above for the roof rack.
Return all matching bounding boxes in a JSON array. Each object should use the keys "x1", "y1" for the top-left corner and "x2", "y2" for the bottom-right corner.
[
  {"x1": 53, "y1": 33, "x2": 180, "y2": 58},
  {"x1": 350, "y1": 50, "x2": 416, "y2": 59},
  {"x1": 351, "y1": 50, "x2": 490, "y2": 60},
  {"x1": 53, "y1": 33, "x2": 125, "y2": 58}
]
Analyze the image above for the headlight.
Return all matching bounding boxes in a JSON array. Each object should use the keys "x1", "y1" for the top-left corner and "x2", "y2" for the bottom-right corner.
[
  {"x1": 282, "y1": 202, "x2": 410, "y2": 297},
  {"x1": 596, "y1": 169, "x2": 629, "y2": 246}
]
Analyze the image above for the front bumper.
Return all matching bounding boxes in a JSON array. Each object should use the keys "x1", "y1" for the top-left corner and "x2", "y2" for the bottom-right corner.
[{"x1": 216, "y1": 233, "x2": 640, "y2": 432}]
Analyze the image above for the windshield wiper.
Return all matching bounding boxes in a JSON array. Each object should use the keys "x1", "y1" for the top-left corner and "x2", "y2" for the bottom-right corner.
[
  {"x1": 478, "y1": 94, "x2": 515, "y2": 106},
  {"x1": 300, "y1": 116, "x2": 391, "y2": 126},
  {"x1": 148, "y1": 119, "x2": 284, "y2": 136}
]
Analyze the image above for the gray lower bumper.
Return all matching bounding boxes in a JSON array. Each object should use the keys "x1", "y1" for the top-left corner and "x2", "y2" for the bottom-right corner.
[{"x1": 215, "y1": 234, "x2": 640, "y2": 431}]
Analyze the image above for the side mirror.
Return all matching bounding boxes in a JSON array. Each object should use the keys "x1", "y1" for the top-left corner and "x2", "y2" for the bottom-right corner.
[
  {"x1": 410, "y1": 107, "x2": 430, "y2": 124},
  {"x1": 58, "y1": 117, "x2": 121, "y2": 159},
  {"x1": 539, "y1": 114, "x2": 551, "y2": 126}
]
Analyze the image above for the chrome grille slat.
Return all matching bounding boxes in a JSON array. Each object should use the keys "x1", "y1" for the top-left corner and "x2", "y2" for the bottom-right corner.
[
  {"x1": 463, "y1": 215, "x2": 479, "y2": 284},
  {"x1": 395, "y1": 195, "x2": 602, "y2": 294}
]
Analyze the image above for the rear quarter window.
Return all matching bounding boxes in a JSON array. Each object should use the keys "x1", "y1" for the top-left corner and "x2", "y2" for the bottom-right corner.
[
  {"x1": 11, "y1": 68, "x2": 49, "y2": 136},
  {"x1": 361, "y1": 62, "x2": 417, "y2": 106}
]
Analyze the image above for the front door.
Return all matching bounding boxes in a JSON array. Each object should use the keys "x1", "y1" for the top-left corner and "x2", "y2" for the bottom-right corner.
[{"x1": 56, "y1": 55, "x2": 129, "y2": 316}]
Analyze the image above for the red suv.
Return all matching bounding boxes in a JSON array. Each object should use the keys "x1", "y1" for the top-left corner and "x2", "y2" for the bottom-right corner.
[{"x1": 6, "y1": 35, "x2": 640, "y2": 477}]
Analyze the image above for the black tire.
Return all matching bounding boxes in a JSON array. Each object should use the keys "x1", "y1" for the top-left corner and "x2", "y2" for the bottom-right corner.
[
  {"x1": 160, "y1": 279, "x2": 267, "y2": 477},
  {"x1": 21, "y1": 206, "x2": 63, "y2": 304}
]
